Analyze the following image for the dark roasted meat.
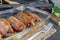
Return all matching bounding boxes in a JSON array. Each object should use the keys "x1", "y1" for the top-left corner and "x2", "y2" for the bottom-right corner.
[
  {"x1": 0, "y1": 18, "x2": 13, "y2": 37},
  {"x1": 7, "y1": 16, "x2": 26, "y2": 31},
  {"x1": 15, "y1": 12, "x2": 35, "y2": 26},
  {"x1": 25, "y1": 12, "x2": 41, "y2": 22}
]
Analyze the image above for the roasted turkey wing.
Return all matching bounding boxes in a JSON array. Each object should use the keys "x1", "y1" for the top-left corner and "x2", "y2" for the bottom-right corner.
[
  {"x1": 7, "y1": 16, "x2": 26, "y2": 31},
  {"x1": 0, "y1": 18, "x2": 13, "y2": 37},
  {"x1": 15, "y1": 12, "x2": 35, "y2": 26},
  {"x1": 25, "y1": 12, "x2": 41, "y2": 22}
]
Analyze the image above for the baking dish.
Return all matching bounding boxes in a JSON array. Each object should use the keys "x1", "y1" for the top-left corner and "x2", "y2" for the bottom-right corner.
[{"x1": 0, "y1": 6, "x2": 51, "y2": 40}]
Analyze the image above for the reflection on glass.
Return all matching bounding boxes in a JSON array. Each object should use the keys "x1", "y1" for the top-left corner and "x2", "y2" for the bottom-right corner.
[{"x1": 0, "y1": 0, "x2": 2, "y2": 4}]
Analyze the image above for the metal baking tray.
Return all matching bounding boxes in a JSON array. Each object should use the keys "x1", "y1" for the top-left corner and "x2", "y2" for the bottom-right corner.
[{"x1": 0, "y1": 6, "x2": 51, "y2": 40}]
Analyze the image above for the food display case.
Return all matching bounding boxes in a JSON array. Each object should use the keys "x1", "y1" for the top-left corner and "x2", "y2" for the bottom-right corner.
[
  {"x1": 0, "y1": 0, "x2": 58, "y2": 40},
  {"x1": 0, "y1": 5, "x2": 53, "y2": 40}
]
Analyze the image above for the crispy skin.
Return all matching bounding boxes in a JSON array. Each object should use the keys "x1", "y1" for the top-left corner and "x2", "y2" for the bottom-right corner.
[
  {"x1": 25, "y1": 12, "x2": 41, "y2": 22},
  {"x1": 8, "y1": 16, "x2": 26, "y2": 31},
  {"x1": 0, "y1": 18, "x2": 13, "y2": 37},
  {"x1": 15, "y1": 12, "x2": 35, "y2": 26}
]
